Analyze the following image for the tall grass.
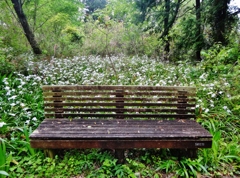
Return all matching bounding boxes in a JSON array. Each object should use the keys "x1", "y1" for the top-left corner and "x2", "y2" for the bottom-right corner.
[{"x1": 0, "y1": 140, "x2": 10, "y2": 178}]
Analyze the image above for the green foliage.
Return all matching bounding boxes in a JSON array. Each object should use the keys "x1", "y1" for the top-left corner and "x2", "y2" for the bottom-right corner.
[
  {"x1": 102, "y1": 0, "x2": 139, "y2": 23},
  {"x1": 81, "y1": 18, "x2": 151, "y2": 56},
  {"x1": 1, "y1": 0, "x2": 240, "y2": 59},
  {"x1": 0, "y1": 1, "x2": 29, "y2": 56},
  {"x1": 201, "y1": 43, "x2": 240, "y2": 65},
  {"x1": 0, "y1": 53, "x2": 239, "y2": 177},
  {"x1": 198, "y1": 119, "x2": 240, "y2": 176},
  {"x1": 62, "y1": 26, "x2": 84, "y2": 43},
  {"x1": 0, "y1": 139, "x2": 12, "y2": 178},
  {"x1": 171, "y1": 15, "x2": 201, "y2": 60},
  {"x1": 48, "y1": 13, "x2": 70, "y2": 35},
  {"x1": 201, "y1": 0, "x2": 237, "y2": 45},
  {"x1": 0, "y1": 2, "x2": 239, "y2": 177},
  {"x1": 0, "y1": 2, "x2": 239, "y2": 178},
  {"x1": 143, "y1": 0, "x2": 183, "y2": 36},
  {"x1": 134, "y1": 0, "x2": 156, "y2": 23},
  {"x1": 227, "y1": 95, "x2": 240, "y2": 114},
  {"x1": 9, "y1": 150, "x2": 95, "y2": 177},
  {"x1": 0, "y1": 58, "x2": 15, "y2": 76},
  {"x1": 83, "y1": 0, "x2": 107, "y2": 13},
  {"x1": 0, "y1": 0, "x2": 85, "y2": 57}
]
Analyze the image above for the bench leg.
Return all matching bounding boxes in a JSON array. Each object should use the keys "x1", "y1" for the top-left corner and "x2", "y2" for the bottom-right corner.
[
  {"x1": 115, "y1": 149, "x2": 125, "y2": 164},
  {"x1": 171, "y1": 149, "x2": 198, "y2": 159},
  {"x1": 187, "y1": 149, "x2": 198, "y2": 159},
  {"x1": 44, "y1": 149, "x2": 55, "y2": 159}
]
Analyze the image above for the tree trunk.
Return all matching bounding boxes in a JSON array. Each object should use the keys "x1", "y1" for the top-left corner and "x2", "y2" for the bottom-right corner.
[
  {"x1": 11, "y1": 0, "x2": 42, "y2": 54},
  {"x1": 212, "y1": 0, "x2": 229, "y2": 45},
  {"x1": 195, "y1": 0, "x2": 202, "y2": 61},
  {"x1": 162, "y1": 0, "x2": 182, "y2": 57},
  {"x1": 163, "y1": 0, "x2": 170, "y2": 57}
]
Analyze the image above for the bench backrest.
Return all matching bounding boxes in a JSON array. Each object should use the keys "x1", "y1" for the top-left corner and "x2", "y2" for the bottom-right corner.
[{"x1": 42, "y1": 85, "x2": 196, "y2": 119}]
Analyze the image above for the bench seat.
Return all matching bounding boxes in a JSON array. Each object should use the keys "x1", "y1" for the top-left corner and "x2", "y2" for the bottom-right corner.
[{"x1": 30, "y1": 119, "x2": 212, "y2": 149}]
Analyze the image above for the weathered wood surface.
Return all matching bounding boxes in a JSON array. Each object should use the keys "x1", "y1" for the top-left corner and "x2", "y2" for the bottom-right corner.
[
  {"x1": 30, "y1": 119, "x2": 212, "y2": 139},
  {"x1": 30, "y1": 119, "x2": 212, "y2": 149},
  {"x1": 30, "y1": 85, "x2": 212, "y2": 152},
  {"x1": 31, "y1": 140, "x2": 212, "y2": 149},
  {"x1": 42, "y1": 85, "x2": 196, "y2": 119},
  {"x1": 42, "y1": 85, "x2": 196, "y2": 91}
]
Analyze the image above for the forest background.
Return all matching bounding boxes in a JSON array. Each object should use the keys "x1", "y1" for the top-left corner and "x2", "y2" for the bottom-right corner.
[
  {"x1": 0, "y1": 0, "x2": 239, "y2": 60},
  {"x1": 0, "y1": 0, "x2": 240, "y2": 177}
]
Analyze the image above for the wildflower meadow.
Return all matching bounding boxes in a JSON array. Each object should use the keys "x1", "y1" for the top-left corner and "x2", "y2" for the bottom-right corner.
[{"x1": 0, "y1": 55, "x2": 239, "y2": 177}]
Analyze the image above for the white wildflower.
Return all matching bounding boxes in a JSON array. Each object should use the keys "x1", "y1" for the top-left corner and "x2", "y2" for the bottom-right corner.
[
  {"x1": 8, "y1": 95, "x2": 17, "y2": 100},
  {"x1": 0, "y1": 122, "x2": 6, "y2": 128},
  {"x1": 3, "y1": 78, "x2": 8, "y2": 83},
  {"x1": 32, "y1": 117, "x2": 37, "y2": 121},
  {"x1": 204, "y1": 108, "x2": 209, "y2": 113},
  {"x1": 36, "y1": 76, "x2": 41, "y2": 81},
  {"x1": 23, "y1": 107, "x2": 29, "y2": 111},
  {"x1": 10, "y1": 103, "x2": 16, "y2": 107},
  {"x1": 4, "y1": 81, "x2": 9, "y2": 85},
  {"x1": 199, "y1": 74, "x2": 205, "y2": 79},
  {"x1": 223, "y1": 106, "x2": 228, "y2": 110}
]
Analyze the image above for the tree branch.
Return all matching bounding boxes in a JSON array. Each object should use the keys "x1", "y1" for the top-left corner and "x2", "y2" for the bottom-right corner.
[{"x1": 231, "y1": 8, "x2": 240, "y2": 16}]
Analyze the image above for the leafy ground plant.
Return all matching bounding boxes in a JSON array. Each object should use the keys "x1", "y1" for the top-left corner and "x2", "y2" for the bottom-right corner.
[
  {"x1": 0, "y1": 55, "x2": 239, "y2": 177},
  {"x1": 0, "y1": 139, "x2": 11, "y2": 178}
]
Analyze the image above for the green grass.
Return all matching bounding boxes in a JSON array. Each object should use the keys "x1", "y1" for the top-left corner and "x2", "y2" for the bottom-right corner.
[{"x1": 0, "y1": 55, "x2": 239, "y2": 177}]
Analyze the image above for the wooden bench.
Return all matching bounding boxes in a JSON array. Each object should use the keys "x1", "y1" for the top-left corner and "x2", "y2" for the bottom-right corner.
[{"x1": 30, "y1": 85, "x2": 212, "y2": 162}]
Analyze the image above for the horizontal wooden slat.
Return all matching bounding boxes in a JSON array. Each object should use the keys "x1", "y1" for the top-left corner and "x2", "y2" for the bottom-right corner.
[
  {"x1": 31, "y1": 129, "x2": 208, "y2": 135},
  {"x1": 43, "y1": 91, "x2": 196, "y2": 97},
  {"x1": 44, "y1": 108, "x2": 195, "y2": 113},
  {"x1": 44, "y1": 113, "x2": 196, "y2": 118},
  {"x1": 43, "y1": 97, "x2": 196, "y2": 102},
  {"x1": 44, "y1": 102, "x2": 195, "y2": 107},
  {"x1": 42, "y1": 85, "x2": 196, "y2": 92},
  {"x1": 36, "y1": 125, "x2": 206, "y2": 131},
  {"x1": 36, "y1": 118, "x2": 201, "y2": 126}
]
